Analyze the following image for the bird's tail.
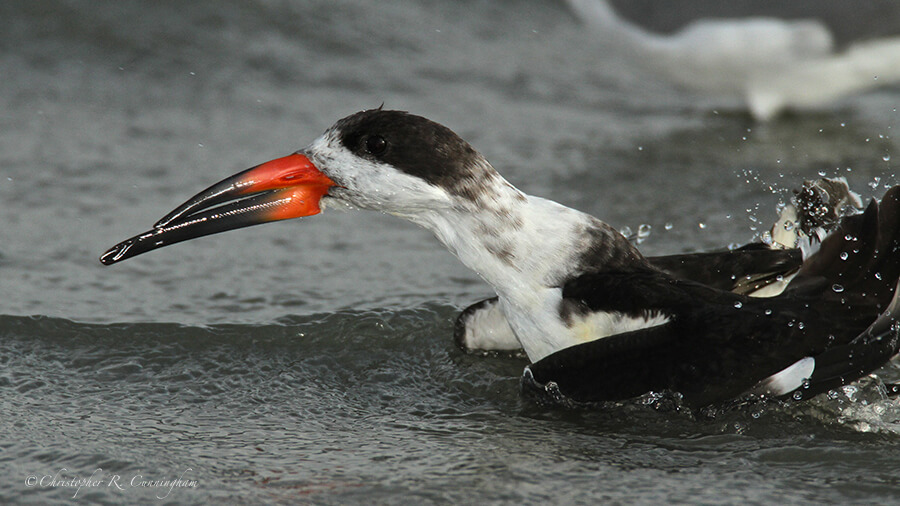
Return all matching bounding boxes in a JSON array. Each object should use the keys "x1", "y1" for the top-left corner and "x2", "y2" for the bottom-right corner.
[
  {"x1": 789, "y1": 279, "x2": 900, "y2": 400},
  {"x1": 797, "y1": 185, "x2": 900, "y2": 311},
  {"x1": 788, "y1": 185, "x2": 900, "y2": 399}
]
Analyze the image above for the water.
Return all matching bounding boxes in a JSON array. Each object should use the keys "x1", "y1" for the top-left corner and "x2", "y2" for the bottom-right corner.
[{"x1": 3, "y1": 0, "x2": 900, "y2": 503}]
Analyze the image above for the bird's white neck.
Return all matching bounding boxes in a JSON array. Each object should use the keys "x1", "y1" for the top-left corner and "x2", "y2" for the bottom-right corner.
[
  {"x1": 399, "y1": 165, "x2": 644, "y2": 360},
  {"x1": 406, "y1": 175, "x2": 585, "y2": 292}
]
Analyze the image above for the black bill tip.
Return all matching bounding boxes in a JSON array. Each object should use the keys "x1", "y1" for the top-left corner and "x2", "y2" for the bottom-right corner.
[{"x1": 99, "y1": 229, "x2": 166, "y2": 266}]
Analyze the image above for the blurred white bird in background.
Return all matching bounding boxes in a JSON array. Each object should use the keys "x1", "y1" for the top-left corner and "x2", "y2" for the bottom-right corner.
[{"x1": 566, "y1": 0, "x2": 900, "y2": 120}]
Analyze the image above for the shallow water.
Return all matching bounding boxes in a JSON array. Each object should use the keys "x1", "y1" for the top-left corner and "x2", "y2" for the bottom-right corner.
[{"x1": 3, "y1": 1, "x2": 900, "y2": 503}]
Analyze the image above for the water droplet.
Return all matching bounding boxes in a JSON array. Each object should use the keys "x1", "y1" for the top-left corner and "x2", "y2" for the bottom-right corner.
[
  {"x1": 842, "y1": 385, "x2": 858, "y2": 398},
  {"x1": 698, "y1": 222, "x2": 707, "y2": 229},
  {"x1": 783, "y1": 221, "x2": 795, "y2": 231},
  {"x1": 765, "y1": 309, "x2": 773, "y2": 315},
  {"x1": 844, "y1": 234, "x2": 855, "y2": 241},
  {"x1": 839, "y1": 252, "x2": 849, "y2": 261},
  {"x1": 734, "y1": 301, "x2": 743, "y2": 309},
  {"x1": 883, "y1": 154, "x2": 891, "y2": 162},
  {"x1": 637, "y1": 146, "x2": 643, "y2": 151},
  {"x1": 818, "y1": 170, "x2": 827, "y2": 177},
  {"x1": 792, "y1": 391, "x2": 803, "y2": 400},
  {"x1": 635, "y1": 224, "x2": 652, "y2": 244},
  {"x1": 798, "y1": 322, "x2": 805, "y2": 329},
  {"x1": 875, "y1": 272, "x2": 883, "y2": 280},
  {"x1": 832, "y1": 284, "x2": 844, "y2": 293}
]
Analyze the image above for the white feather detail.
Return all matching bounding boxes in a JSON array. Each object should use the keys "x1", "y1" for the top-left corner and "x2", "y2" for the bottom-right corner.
[
  {"x1": 458, "y1": 300, "x2": 521, "y2": 351},
  {"x1": 566, "y1": 310, "x2": 671, "y2": 346},
  {"x1": 749, "y1": 357, "x2": 816, "y2": 396}
]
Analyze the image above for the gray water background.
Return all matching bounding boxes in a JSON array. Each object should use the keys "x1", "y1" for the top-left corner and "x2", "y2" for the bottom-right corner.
[{"x1": 3, "y1": 1, "x2": 900, "y2": 503}]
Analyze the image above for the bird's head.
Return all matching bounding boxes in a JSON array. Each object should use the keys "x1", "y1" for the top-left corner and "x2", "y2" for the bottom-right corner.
[{"x1": 100, "y1": 109, "x2": 497, "y2": 265}]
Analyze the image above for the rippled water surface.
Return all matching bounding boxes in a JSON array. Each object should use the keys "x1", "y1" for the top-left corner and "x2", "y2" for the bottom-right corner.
[{"x1": 3, "y1": 1, "x2": 900, "y2": 503}]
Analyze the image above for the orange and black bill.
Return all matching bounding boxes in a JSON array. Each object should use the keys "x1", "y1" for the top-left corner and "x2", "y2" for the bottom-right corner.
[{"x1": 100, "y1": 153, "x2": 336, "y2": 265}]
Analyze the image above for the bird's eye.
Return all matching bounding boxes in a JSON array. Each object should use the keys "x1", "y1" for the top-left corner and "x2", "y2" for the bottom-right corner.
[{"x1": 365, "y1": 135, "x2": 387, "y2": 155}]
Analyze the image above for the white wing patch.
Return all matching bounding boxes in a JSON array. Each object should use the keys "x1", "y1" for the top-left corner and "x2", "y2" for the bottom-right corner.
[
  {"x1": 457, "y1": 299, "x2": 671, "y2": 355},
  {"x1": 458, "y1": 299, "x2": 522, "y2": 352},
  {"x1": 570, "y1": 310, "x2": 671, "y2": 344},
  {"x1": 745, "y1": 272, "x2": 797, "y2": 298},
  {"x1": 749, "y1": 356, "x2": 816, "y2": 396}
]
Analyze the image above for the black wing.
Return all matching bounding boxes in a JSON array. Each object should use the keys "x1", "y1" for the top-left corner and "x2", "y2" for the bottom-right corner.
[
  {"x1": 534, "y1": 271, "x2": 829, "y2": 407},
  {"x1": 528, "y1": 187, "x2": 900, "y2": 408},
  {"x1": 648, "y1": 244, "x2": 801, "y2": 293}
]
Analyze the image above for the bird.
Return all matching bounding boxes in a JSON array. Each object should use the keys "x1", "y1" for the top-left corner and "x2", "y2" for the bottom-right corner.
[
  {"x1": 100, "y1": 109, "x2": 900, "y2": 409},
  {"x1": 565, "y1": 0, "x2": 900, "y2": 121}
]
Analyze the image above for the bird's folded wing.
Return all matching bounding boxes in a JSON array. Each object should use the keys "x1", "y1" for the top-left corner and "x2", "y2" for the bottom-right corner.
[{"x1": 648, "y1": 244, "x2": 801, "y2": 292}]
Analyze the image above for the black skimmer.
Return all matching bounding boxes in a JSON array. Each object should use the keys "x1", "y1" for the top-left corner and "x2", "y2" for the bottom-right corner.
[
  {"x1": 566, "y1": 0, "x2": 900, "y2": 121},
  {"x1": 101, "y1": 109, "x2": 900, "y2": 409}
]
